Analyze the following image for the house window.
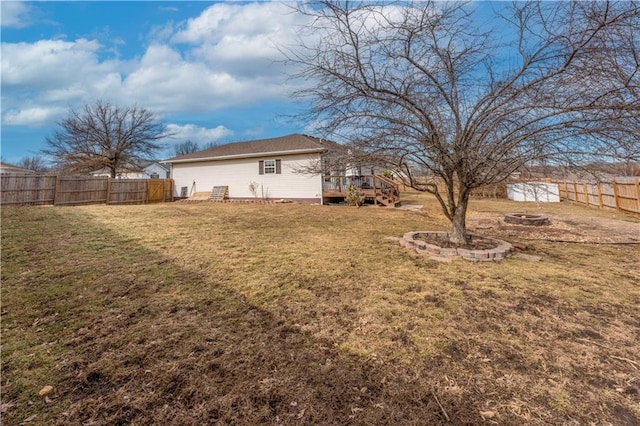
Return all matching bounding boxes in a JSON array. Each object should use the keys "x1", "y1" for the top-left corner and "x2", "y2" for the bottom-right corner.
[
  {"x1": 259, "y1": 159, "x2": 282, "y2": 175},
  {"x1": 149, "y1": 172, "x2": 159, "y2": 179},
  {"x1": 264, "y1": 160, "x2": 276, "y2": 174}
]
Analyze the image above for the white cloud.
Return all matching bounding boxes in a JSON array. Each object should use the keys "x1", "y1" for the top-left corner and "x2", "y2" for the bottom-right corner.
[
  {"x1": 121, "y1": 44, "x2": 243, "y2": 112},
  {"x1": 1, "y1": 38, "x2": 127, "y2": 125},
  {"x1": 2, "y1": 106, "x2": 66, "y2": 126},
  {"x1": 165, "y1": 123, "x2": 234, "y2": 144},
  {"x1": 173, "y1": 2, "x2": 311, "y2": 78},
  {"x1": 159, "y1": 6, "x2": 179, "y2": 13},
  {"x1": 120, "y1": 43, "x2": 289, "y2": 113},
  {"x1": 171, "y1": 3, "x2": 235, "y2": 44},
  {"x1": 1, "y1": 1, "x2": 32, "y2": 28},
  {"x1": 1, "y1": 3, "x2": 315, "y2": 128},
  {"x1": 146, "y1": 21, "x2": 178, "y2": 44},
  {"x1": 1, "y1": 39, "x2": 116, "y2": 90}
]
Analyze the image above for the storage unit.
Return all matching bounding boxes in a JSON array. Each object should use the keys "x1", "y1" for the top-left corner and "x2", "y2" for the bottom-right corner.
[{"x1": 507, "y1": 182, "x2": 560, "y2": 202}]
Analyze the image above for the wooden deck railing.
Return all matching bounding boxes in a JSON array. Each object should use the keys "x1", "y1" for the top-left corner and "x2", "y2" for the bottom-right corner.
[{"x1": 322, "y1": 175, "x2": 400, "y2": 206}]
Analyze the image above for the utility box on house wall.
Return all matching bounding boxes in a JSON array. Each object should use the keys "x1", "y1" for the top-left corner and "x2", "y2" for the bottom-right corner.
[{"x1": 507, "y1": 182, "x2": 560, "y2": 202}]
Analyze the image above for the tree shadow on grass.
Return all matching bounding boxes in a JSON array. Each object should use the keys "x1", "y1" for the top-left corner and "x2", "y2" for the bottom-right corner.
[{"x1": 1, "y1": 207, "x2": 481, "y2": 426}]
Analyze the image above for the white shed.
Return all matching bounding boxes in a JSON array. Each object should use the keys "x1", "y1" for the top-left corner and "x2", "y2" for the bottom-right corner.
[{"x1": 507, "y1": 182, "x2": 560, "y2": 202}]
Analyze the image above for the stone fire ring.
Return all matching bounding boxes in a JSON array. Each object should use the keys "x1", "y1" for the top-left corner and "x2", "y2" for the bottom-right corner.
[
  {"x1": 504, "y1": 213, "x2": 551, "y2": 226},
  {"x1": 399, "y1": 231, "x2": 513, "y2": 262}
]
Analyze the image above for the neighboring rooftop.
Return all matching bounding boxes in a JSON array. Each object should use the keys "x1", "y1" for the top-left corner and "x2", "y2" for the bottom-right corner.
[
  {"x1": 164, "y1": 134, "x2": 344, "y2": 163},
  {"x1": 0, "y1": 162, "x2": 36, "y2": 174}
]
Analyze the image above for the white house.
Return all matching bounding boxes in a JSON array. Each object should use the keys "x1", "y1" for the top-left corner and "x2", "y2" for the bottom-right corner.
[
  {"x1": 91, "y1": 161, "x2": 170, "y2": 179},
  {"x1": 164, "y1": 134, "x2": 339, "y2": 203},
  {"x1": 163, "y1": 134, "x2": 401, "y2": 206},
  {"x1": 0, "y1": 162, "x2": 37, "y2": 174}
]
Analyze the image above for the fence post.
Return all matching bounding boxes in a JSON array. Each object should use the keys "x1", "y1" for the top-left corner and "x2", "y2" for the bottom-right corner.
[
  {"x1": 106, "y1": 178, "x2": 112, "y2": 205},
  {"x1": 583, "y1": 183, "x2": 589, "y2": 207},
  {"x1": 612, "y1": 178, "x2": 620, "y2": 211},
  {"x1": 557, "y1": 181, "x2": 563, "y2": 200},
  {"x1": 572, "y1": 181, "x2": 578, "y2": 203},
  {"x1": 635, "y1": 177, "x2": 640, "y2": 213},
  {"x1": 597, "y1": 182, "x2": 604, "y2": 208},
  {"x1": 53, "y1": 176, "x2": 60, "y2": 205}
]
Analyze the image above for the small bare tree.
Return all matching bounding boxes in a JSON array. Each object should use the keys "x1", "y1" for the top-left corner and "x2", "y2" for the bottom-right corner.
[
  {"x1": 248, "y1": 181, "x2": 259, "y2": 198},
  {"x1": 17, "y1": 155, "x2": 49, "y2": 173},
  {"x1": 43, "y1": 101, "x2": 168, "y2": 178},
  {"x1": 174, "y1": 140, "x2": 200, "y2": 157},
  {"x1": 289, "y1": 1, "x2": 640, "y2": 244}
]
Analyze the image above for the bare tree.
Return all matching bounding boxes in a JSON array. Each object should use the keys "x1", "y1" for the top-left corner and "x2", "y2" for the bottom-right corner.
[
  {"x1": 17, "y1": 155, "x2": 49, "y2": 173},
  {"x1": 174, "y1": 140, "x2": 200, "y2": 157},
  {"x1": 43, "y1": 101, "x2": 168, "y2": 178},
  {"x1": 172, "y1": 140, "x2": 219, "y2": 157},
  {"x1": 289, "y1": 1, "x2": 640, "y2": 244}
]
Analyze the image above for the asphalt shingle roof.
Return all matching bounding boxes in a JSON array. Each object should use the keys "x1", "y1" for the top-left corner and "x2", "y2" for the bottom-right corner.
[
  {"x1": 0, "y1": 162, "x2": 36, "y2": 174},
  {"x1": 164, "y1": 134, "x2": 344, "y2": 162}
]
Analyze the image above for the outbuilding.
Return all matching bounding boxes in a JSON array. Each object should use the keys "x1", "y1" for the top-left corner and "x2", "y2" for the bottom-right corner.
[{"x1": 507, "y1": 182, "x2": 560, "y2": 202}]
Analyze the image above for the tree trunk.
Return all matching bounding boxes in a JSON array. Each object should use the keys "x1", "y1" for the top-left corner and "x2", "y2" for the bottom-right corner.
[
  {"x1": 449, "y1": 191, "x2": 470, "y2": 245},
  {"x1": 110, "y1": 167, "x2": 117, "y2": 178}
]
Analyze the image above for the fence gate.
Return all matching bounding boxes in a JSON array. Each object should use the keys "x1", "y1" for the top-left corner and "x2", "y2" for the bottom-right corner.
[{"x1": 147, "y1": 179, "x2": 166, "y2": 203}]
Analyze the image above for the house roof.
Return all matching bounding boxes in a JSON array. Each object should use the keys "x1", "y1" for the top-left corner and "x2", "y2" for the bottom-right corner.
[
  {"x1": 0, "y1": 161, "x2": 36, "y2": 174},
  {"x1": 140, "y1": 160, "x2": 169, "y2": 171},
  {"x1": 164, "y1": 134, "x2": 344, "y2": 164},
  {"x1": 90, "y1": 161, "x2": 169, "y2": 176}
]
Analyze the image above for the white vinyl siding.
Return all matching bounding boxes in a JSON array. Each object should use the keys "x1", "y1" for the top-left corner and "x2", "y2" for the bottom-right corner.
[{"x1": 171, "y1": 153, "x2": 323, "y2": 201}]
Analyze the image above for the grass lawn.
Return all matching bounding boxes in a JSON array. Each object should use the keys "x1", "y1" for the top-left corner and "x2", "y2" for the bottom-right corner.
[{"x1": 2, "y1": 195, "x2": 639, "y2": 425}]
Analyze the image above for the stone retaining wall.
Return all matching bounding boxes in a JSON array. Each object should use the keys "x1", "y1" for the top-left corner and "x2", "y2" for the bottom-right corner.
[{"x1": 399, "y1": 231, "x2": 514, "y2": 262}]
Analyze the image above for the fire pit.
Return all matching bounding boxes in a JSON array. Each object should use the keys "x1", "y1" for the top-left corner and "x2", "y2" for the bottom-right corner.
[{"x1": 504, "y1": 213, "x2": 550, "y2": 226}]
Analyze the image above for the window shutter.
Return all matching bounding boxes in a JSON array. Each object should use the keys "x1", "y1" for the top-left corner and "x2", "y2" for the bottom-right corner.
[
  {"x1": 259, "y1": 160, "x2": 264, "y2": 175},
  {"x1": 275, "y1": 159, "x2": 281, "y2": 174}
]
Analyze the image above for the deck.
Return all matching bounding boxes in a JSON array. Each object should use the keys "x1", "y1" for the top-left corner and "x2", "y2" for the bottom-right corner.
[{"x1": 322, "y1": 175, "x2": 400, "y2": 206}]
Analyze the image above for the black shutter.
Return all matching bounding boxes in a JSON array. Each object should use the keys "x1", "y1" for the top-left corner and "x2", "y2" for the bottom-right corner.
[
  {"x1": 259, "y1": 160, "x2": 264, "y2": 175},
  {"x1": 275, "y1": 159, "x2": 281, "y2": 174}
]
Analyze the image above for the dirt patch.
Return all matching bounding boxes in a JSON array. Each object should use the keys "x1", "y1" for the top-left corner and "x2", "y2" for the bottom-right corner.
[{"x1": 470, "y1": 212, "x2": 639, "y2": 243}]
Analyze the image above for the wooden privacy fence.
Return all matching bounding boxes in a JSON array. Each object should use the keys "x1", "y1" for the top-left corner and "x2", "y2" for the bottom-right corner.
[
  {"x1": 556, "y1": 178, "x2": 640, "y2": 214},
  {"x1": 406, "y1": 177, "x2": 507, "y2": 198},
  {"x1": 1, "y1": 174, "x2": 173, "y2": 206}
]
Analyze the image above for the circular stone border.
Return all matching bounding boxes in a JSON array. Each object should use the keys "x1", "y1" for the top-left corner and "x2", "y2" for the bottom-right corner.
[
  {"x1": 399, "y1": 231, "x2": 513, "y2": 262},
  {"x1": 504, "y1": 213, "x2": 551, "y2": 226}
]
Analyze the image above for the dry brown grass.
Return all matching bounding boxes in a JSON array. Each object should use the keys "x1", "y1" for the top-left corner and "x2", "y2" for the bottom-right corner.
[{"x1": 2, "y1": 195, "x2": 639, "y2": 425}]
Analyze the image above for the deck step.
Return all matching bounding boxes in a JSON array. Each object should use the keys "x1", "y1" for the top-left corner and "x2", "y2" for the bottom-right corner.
[
  {"x1": 210, "y1": 186, "x2": 228, "y2": 201},
  {"x1": 376, "y1": 195, "x2": 392, "y2": 206}
]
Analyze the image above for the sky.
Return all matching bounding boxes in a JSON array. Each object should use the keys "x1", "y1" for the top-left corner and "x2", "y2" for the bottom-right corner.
[{"x1": 0, "y1": 1, "x2": 318, "y2": 164}]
